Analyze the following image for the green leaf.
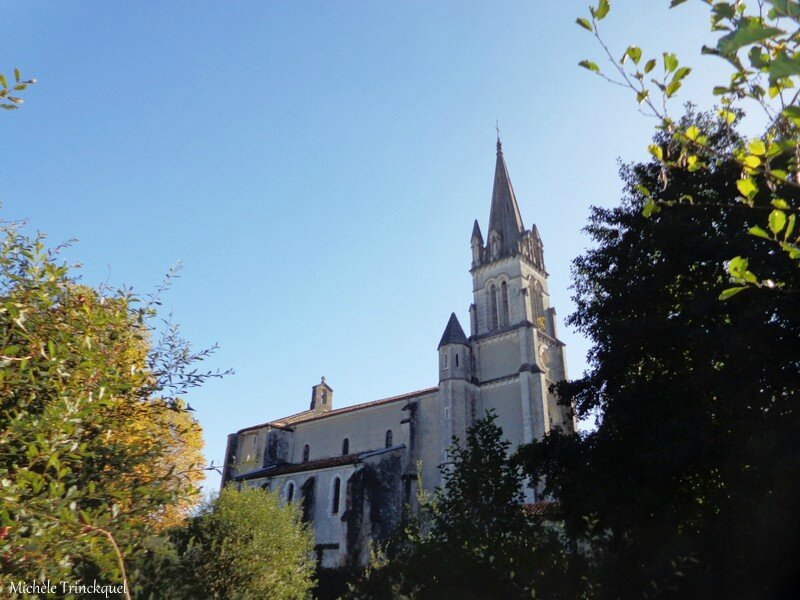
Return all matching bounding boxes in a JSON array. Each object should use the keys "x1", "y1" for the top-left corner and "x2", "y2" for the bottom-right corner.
[
  {"x1": 736, "y1": 178, "x2": 758, "y2": 199},
  {"x1": 785, "y1": 213, "x2": 796, "y2": 240},
  {"x1": 642, "y1": 199, "x2": 661, "y2": 217},
  {"x1": 576, "y1": 17, "x2": 593, "y2": 32},
  {"x1": 637, "y1": 89, "x2": 649, "y2": 104},
  {"x1": 648, "y1": 144, "x2": 663, "y2": 160},
  {"x1": 718, "y1": 108, "x2": 736, "y2": 124},
  {"x1": 624, "y1": 46, "x2": 642, "y2": 65},
  {"x1": 771, "y1": 0, "x2": 800, "y2": 17},
  {"x1": 0, "y1": 74, "x2": 6, "y2": 90},
  {"x1": 749, "y1": 225, "x2": 771, "y2": 239},
  {"x1": 663, "y1": 52, "x2": 678, "y2": 73},
  {"x1": 644, "y1": 58, "x2": 656, "y2": 74},
  {"x1": 672, "y1": 66, "x2": 692, "y2": 82},
  {"x1": 781, "y1": 106, "x2": 800, "y2": 126},
  {"x1": 579, "y1": 60, "x2": 600, "y2": 73},
  {"x1": 743, "y1": 155, "x2": 761, "y2": 168},
  {"x1": 719, "y1": 286, "x2": 747, "y2": 300},
  {"x1": 727, "y1": 256, "x2": 748, "y2": 277},
  {"x1": 749, "y1": 46, "x2": 770, "y2": 69},
  {"x1": 769, "y1": 209, "x2": 787, "y2": 234},
  {"x1": 635, "y1": 184, "x2": 652, "y2": 198},
  {"x1": 595, "y1": 0, "x2": 610, "y2": 20},
  {"x1": 670, "y1": 0, "x2": 688, "y2": 6},
  {"x1": 13, "y1": 68, "x2": 20, "y2": 83},
  {"x1": 771, "y1": 198, "x2": 789, "y2": 209},
  {"x1": 716, "y1": 19, "x2": 783, "y2": 56},
  {"x1": 767, "y1": 143, "x2": 783, "y2": 159},
  {"x1": 770, "y1": 53, "x2": 800, "y2": 80},
  {"x1": 748, "y1": 139, "x2": 766, "y2": 156},
  {"x1": 666, "y1": 80, "x2": 682, "y2": 97},
  {"x1": 685, "y1": 125, "x2": 700, "y2": 141},
  {"x1": 712, "y1": 2, "x2": 736, "y2": 20}
]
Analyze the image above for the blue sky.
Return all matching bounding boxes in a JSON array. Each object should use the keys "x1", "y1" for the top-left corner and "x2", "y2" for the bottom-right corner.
[{"x1": 4, "y1": 1, "x2": 725, "y2": 490}]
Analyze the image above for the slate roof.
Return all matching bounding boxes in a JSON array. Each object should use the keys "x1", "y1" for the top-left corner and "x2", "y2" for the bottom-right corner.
[
  {"x1": 471, "y1": 219, "x2": 484, "y2": 243},
  {"x1": 236, "y1": 387, "x2": 438, "y2": 434},
  {"x1": 437, "y1": 312, "x2": 468, "y2": 349},
  {"x1": 487, "y1": 139, "x2": 525, "y2": 257}
]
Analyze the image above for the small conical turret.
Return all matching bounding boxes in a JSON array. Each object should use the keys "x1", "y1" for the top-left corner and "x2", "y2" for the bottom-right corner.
[
  {"x1": 471, "y1": 220, "x2": 484, "y2": 245},
  {"x1": 530, "y1": 223, "x2": 545, "y2": 271},
  {"x1": 438, "y1": 313, "x2": 468, "y2": 349},
  {"x1": 471, "y1": 220, "x2": 484, "y2": 267},
  {"x1": 438, "y1": 313, "x2": 470, "y2": 382}
]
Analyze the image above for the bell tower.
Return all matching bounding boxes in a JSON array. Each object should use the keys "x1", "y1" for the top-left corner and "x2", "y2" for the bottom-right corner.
[{"x1": 465, "y1": 138, "x2": 574, "y2": 451}]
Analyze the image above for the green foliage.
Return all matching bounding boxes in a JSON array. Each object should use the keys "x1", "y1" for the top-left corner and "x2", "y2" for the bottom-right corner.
[
  {"x1": 349, "y1": 412, "x2": 587, "y2": 600},
  {"x1": 577, "y1": 0, "x2": 800, "y2": 294},
  {"x1": 140, "y1": 487, "x2": 316, "y2": 600},
  {"x1": 0, "y1": 222, "x2": 227, "y2": 594},
  {"x1": 0, "y1": 67, "x2": 35, "y2": 111},
  {"x1": 520, "y1": 113, "x2": 800, "y2": 599}
]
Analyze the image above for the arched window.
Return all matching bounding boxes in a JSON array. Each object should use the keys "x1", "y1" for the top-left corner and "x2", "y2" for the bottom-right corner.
[
  {"x1": 385, "y1": 430, "x2": 393, "y2": 448},
  {"x1": 531, "y1": 280, "x2": 545, "y2": 328},
  {"x1": 322, "y1": 389, "x2": 328, "y2": 404},
  {"x1": 489, "y1": 284, "x2": 498, "y2": 329},
  {"x1": 342, "y1": 438, "x2": 349, "y2": 455},
  {"x1": 500, "y1": 281, "x2": 510, "y2": 326},
  {"x1": 331, "y1": 477, "x2": 341, "y2": 515},
  {"x1": 302, "y1": 444, "x2": 310, "y2": 463},
  {"x1": 286, "y1": 481, "x2": 295, "y2": 503}
]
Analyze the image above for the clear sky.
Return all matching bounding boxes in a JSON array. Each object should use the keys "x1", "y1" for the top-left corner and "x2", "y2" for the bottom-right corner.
[{"x1": 4, "y1": 1, "x2": 725, "y2": 491}]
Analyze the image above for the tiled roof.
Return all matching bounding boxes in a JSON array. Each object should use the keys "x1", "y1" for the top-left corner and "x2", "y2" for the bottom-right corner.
[{"x1": 237, "y1": 387, "x2": 438, "y2": 434}]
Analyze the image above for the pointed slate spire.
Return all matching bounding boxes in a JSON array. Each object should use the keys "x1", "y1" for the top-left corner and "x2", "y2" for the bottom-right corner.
[
  {"x1": 487, "y1": 138, "x2": 525, "y2": 259},
  {"x1": 471, "y1": 219, "x2": 484, "y2": 245},
  {"x1": 438, "y1": 313, "x2": 469, "y2": 349}
]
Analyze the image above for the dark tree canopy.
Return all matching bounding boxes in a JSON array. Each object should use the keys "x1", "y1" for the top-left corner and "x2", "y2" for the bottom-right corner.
[
  {"x1": 350, "y1": 411, "x2": 583, "y2": 600},
  {"x1": 521, "y1": 112, "x2": 800, "y2": 599}
]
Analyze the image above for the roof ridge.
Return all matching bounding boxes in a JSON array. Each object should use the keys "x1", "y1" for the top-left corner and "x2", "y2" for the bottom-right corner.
[{"x1": 237, "y1": 386, "x2": 438, "y2": 433}]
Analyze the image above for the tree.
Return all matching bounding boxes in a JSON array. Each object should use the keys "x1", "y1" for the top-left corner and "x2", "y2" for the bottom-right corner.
[
  {"x1": 350, "y1": 412, "x2": 584, "y2": 600},
  {"x1": 114, "y1": 398, "x2": 206, "y2": 531},
  {"x1": 141, "y1": 486, "x2": 316, "y2": 600},
  {"x1": 0, "y1": 224, "x2": 226, "y2": 595},
  {"x1": 520, "y1": 112, "x2": 800, "y2": 599},
  {"x1": 577, "y1": 0, "x2": 800, "y2": 297}
]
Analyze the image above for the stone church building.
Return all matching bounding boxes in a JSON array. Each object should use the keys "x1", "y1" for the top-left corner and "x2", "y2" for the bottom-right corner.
[{"x1": 221, "y1": 139, "x2": 574, "y2": 568}]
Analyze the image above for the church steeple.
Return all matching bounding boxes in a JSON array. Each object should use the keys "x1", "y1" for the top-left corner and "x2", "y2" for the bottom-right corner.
[{"x1": 487, "y1": 138, "x2": 525, "y2": 261}]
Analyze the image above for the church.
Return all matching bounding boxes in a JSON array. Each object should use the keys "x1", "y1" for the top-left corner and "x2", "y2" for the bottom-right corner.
[{"x1": 220, "y1": 139, "x2": 574, "y2": 568}]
